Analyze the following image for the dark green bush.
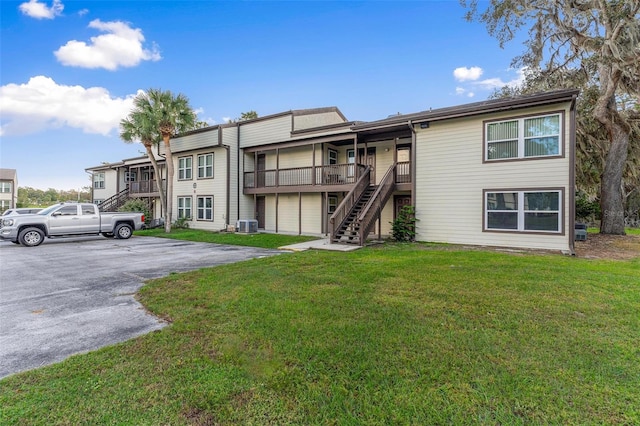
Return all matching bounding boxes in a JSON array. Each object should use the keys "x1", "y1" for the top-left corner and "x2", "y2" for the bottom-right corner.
[
  {"x1": 390, "y1": 205, "x2": 417, "y2": 242},
  {"x1": 118, "y1": 199, "x2": 151, "y2": 225}
]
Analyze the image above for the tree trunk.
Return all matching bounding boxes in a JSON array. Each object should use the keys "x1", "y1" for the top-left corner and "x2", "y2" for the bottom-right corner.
[
  {"x1": 142, "y1": 142, "x2": 166, "y2": 222},
  {"x1": 594, "y1": 67, "x2": 628, "y2": 235},
  {"x1": 600, "y1": 125, "x2": 628, "y2": 234},
  {"x1": 163, "y1": 136, "x2": 174, "y2": 233}
]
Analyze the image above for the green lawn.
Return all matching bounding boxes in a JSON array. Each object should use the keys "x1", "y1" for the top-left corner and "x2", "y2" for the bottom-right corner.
[
  {"x1": 1, "y1": 242, "x2": 639, "y2": 424},
  {"x1": 136, "y1": 227, "x2": 318, "y2": 249}
]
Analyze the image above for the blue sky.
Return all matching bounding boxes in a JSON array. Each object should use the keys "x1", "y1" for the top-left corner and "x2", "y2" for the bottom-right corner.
[{"x1": 1, "y1": 0, "x2": 527, "y2": 190}]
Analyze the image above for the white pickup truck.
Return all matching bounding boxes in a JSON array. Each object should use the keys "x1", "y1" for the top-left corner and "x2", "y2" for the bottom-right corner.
[{"x1": 0, "y1": 202, "x2": 146, "y2": 247}]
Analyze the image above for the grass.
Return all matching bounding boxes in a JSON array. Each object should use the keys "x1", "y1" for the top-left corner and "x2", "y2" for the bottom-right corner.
[
  {"x1": 587, "y1": 227, "x2": 640, "y2": 235},
  {"x1": 135, "y1": 227, "x2": 319, "y2": 249},
  {"x1": 1, "y1": 242, "x2": 639, "y2": 424}
]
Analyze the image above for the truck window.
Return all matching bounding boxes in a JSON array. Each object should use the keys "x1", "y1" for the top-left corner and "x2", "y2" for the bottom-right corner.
[
  {"x1": 58, "y1": 206, "x2": 78, "y2": 216},
  {"x1": 82, "y1": 205, "x2": 96, "y2": 215}
]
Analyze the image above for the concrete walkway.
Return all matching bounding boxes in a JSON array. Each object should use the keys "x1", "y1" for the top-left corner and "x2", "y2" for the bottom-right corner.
[{"x1": 279, "y1": 238, "x2": 361, "y2": 252}]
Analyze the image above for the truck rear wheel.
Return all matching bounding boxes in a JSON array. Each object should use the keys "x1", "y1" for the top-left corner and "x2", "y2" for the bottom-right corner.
[
  {"x1": 18, "y1": 227, "x2": 45, "y2": 247},
  {"x1": 114, "y1": 223, "x2": 133, "y2": 239}
]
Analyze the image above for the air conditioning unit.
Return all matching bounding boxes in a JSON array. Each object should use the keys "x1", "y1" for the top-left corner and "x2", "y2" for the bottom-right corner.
[
  {"x1": 575, "y1": 222, "x2": 587, "y2": 241},
  {"x1": 236, "y1": 219, "x2": 258, "y2": 233}
]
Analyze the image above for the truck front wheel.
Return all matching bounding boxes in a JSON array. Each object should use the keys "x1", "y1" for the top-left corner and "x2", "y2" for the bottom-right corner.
[
  {"x1": 114, "y1": 224, "x2": 133, "y2": 239},
  {"x1": 18, "y1": 227, "x2": 45, "y2": 247}
]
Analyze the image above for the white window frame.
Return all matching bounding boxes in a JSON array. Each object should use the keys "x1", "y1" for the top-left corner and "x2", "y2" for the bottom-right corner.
[
  {"x1": 484, "y1": 112, "x2": 562, "y2": 161},
  {"x1": 197, "y1": 153, "x2": 214, "y2": 179},
  {"x1": 178, "y1": 156, "x2": 192, "y2": 180},
  {"x1": 124, "y1": 171, "x2": 137, "y2": 182},
  {"x1": 484, "y1": 189, "x2": 563, "y2": 233},
  {"x1": 0, "y1": 182, "x2": 12, "y2": 193},
  {"x1": 93, "y1": 172, "x2": 105, "y2": 189},
  {"x1": 177, "y1": 196, "x2": 192, "y2": 219},
  {"x1": 196, "y1": 196, "x2": 213, "y2": 221}
]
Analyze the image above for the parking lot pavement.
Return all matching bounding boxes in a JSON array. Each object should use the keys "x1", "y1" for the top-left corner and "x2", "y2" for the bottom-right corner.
[{"x1": 0, "y1": 235, "x2": 284, "y2": 379}]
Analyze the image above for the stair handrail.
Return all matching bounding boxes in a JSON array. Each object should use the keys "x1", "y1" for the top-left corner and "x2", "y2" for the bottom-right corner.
[
  {"x1": 328, "y1": 165, "x2": 370, "y2": 241},
  {"x1": 357, "y1": 163, "x2": 397, "y2": 245},
  {"x1": 98, "y1": 187, "x2": 130, "y2": 212}
]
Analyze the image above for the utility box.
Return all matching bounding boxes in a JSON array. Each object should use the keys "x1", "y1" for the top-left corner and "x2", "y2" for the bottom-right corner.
[
  {"x1": 575, "y1": 222, "x2": 587, "y2": 241},
  {"x1": 236, "y1": 219, "x2": 258, "y2": 233}
]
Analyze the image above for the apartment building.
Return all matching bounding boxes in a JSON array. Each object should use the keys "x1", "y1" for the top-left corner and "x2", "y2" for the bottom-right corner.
[
  {"x1": 0, "y1": 168, "x2": 19, "y2": 213},
  {"x1": 86, "y1": 89, "x2": 578, "y2": 252}
]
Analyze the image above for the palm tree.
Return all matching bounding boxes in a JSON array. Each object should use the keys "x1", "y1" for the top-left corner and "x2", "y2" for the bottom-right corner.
[
  {"x1": 120, "y1": 113, "x2": 166, "y2": 222},
  {"x1": 121, "y1": 89, "x2": 197, "y2": 232}
]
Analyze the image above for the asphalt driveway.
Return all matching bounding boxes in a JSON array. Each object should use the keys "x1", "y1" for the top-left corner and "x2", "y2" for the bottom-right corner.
[{"x1": 0, "y1": 235, "x2": 284, "y2": 379}]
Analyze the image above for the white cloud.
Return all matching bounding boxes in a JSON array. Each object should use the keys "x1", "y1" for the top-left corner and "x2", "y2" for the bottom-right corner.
[
  {"x1": 54, "y1": 19, "x2": 161, "y2": 70},
  {"x1": 453, "y1": 67, "x2": 526, "y2": 97},
  {"x1": 78, "y1": 8, "x2": 89, "y2": 16},
  {"x1": 222, "y1": 117, "x2": 232, "y2": 123},
  {"x1": 0, "y1": 76, "x2": 139, "y2": 137},
  {"x1": 476, "y1": 68, "x2": 526, "y2": 90},
  {"x1": 18, "y1": 0, "x2": 63, "y2": 19},
  {"x1": 453, "y1": 66, "x2": 483, "y2": 82}
]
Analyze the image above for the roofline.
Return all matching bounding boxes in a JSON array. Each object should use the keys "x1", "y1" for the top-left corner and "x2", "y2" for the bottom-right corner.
[{"x1": 352, "y1": 89, "x2": 580, "y2": 131}]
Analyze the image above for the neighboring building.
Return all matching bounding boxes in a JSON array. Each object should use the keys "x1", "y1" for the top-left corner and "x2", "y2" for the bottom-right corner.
[
  {"x1": 86, "y1": 89, "x2": 578, "y2": 252},
  {"x1": 0, "y1": 168, "x2": 18, "y2": 214},
  {"x1": 85, "y1": 156, "x2": 166, "y2": 219}
]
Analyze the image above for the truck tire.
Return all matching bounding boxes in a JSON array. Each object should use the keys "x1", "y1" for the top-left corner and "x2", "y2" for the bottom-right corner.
[
  {"x1": 114, "y1": 223, "x2": 133, "y2": 239},
  {"x1": 18, "y1": 227, "x2": 45, "y2": 247}
]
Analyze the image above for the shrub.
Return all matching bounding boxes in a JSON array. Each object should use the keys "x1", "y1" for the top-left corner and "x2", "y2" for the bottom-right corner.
[
  {"x1": 172, "y1": 216, "x2": 190, "y2": 229},
  {"x1": 390, "y1": 205, "x2": 417, "y2": 242},
  {"x1": 118, "y1": 199, "x2": 151, "y2": 225},
  {"x1": 575, "y1": 191, "x2": 600, "y2": 225}
]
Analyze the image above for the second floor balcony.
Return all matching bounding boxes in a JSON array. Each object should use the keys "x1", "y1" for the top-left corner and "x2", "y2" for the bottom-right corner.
[
  {"x1": 129, "y1": 179, "x2": 165, "y2": 195},
  {"x1": 244, "y1": 164, "x2": 364, "y2": 194},
  {"x1": 243, "y1": 161, "x2": 411, "y2": 194}
]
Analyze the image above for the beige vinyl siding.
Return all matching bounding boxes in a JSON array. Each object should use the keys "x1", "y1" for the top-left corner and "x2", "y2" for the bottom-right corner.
[
  {"x1": 160, "y1": 128, "x2": 219, "y2": 155},
  {"x1": 276, "y1": 194, "x2": 298, "y2": 233},
  {"x1": 263, "y1": 193, "x2": 323, "y2": 235},
  {"x1": 414, "y1": 103, "x2": 572, "y2": 251},
  {"x1": 264, "y1": 195, "x2": 277, "y2": 231},
  {"x1": 293, "y1": 111, "x2": 346, "y2": 130},
  {"x1": 278, "y1": 146, "x2": 315, "y2": 169},
  {"x1": 301, "y1": 194, "x2": 323, "y2": 234},
  {"x1": 105, "y1": 169, "x2": 119, "y2": 198},
  {"x1": 222, "y1": 126, "x2": 239, "y2": 224},
  {"x1": 240, "y1": 115, "x2": 292, "y2": 148},
  {"x1": 239, "y1": 149, "x2": 255, "y2": 222},
  {"x1": 370, "y1": 140, "x2": 395, "y2": 185},
  {"x1": 171, "y1": 147, "x2": 227, "y2": 231}
]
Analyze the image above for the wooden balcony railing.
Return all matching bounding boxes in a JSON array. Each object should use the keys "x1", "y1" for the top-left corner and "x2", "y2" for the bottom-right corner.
[
  {"x1": 395, "y1": 161, "x2": 411, "y2": 184},
  {"x1": 129, "y1": 180, "x2": 165, "y2": 194},
  {"x1": 244, "y1": 164, "x2": 365, "y2": 189}
]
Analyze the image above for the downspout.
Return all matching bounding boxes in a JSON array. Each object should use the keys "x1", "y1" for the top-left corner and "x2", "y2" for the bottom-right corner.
[
  {"x1": 237, "y1": 123, "x2": 241, "y2": 222},
  {"x1": 568, "y1": 94, "x2": 578, "y2": 256},
  {"x1": 408, "y1": 120, "x2": 417, "y2": 207},
  {"x1": 218, "y1": 127, "x2": 231, "y2": 228}
]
